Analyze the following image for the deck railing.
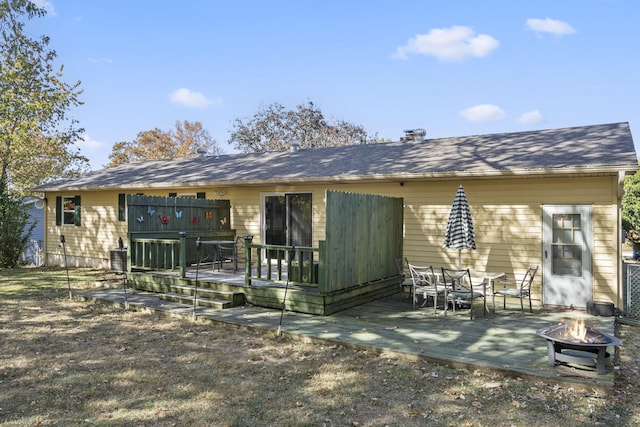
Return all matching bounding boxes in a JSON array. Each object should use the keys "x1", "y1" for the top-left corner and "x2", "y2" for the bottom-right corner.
[
  {"x1": 128, "y1": 231, "x2": 235, "y2": 278},
  {"x1": 129, "y1": 237, "x2": 181, "y2": 270},
  {"x1": 245, "y1": 240, "x2": 320, "y2": 288}
]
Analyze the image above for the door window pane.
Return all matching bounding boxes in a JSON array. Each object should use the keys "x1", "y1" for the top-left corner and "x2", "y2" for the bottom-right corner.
[
  {"x1": 287, "y1": 193, "x2": 312, "y2": 247},
  {"x1": 551, "y1": 213, "x2": 583, "y2": 277},
  {"x1": 265, "y1": 195, "x2": 286, "y2": 259}
]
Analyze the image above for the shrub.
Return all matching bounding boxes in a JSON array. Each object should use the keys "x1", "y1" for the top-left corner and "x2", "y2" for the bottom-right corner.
[
  {"x1": 623, "y1": 169, "x2": 640, "y2": 232},
  {"x1": 0, "y1": 193, "x2": 34, "y2": 268}
]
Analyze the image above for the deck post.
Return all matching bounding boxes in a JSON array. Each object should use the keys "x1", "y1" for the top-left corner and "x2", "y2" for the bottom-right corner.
[
  {"x1": 127, "y1": 234, "x2": 132, "y2": 273},
  {"x1": 318, "y1": 240, "x2": 326, "y2": 294},
  {"x1": 244, "y1": 234, "x2": 253, "y2": 287},
  {"x1": 178, "y1": 232, "x2": 187, "y2": 278}
]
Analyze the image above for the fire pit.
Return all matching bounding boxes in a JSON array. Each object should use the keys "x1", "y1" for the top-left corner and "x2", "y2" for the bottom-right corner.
[{"x1": 536, "y1": 320, "x2": 621, "y2": 375}]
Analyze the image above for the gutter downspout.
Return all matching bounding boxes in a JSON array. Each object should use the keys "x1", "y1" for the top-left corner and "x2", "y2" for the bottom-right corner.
[{"x1": 618, "y1": 171, "x2": 626, "y2": 312}]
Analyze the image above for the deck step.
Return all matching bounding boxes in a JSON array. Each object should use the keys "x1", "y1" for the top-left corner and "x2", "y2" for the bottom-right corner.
[
  {"x1": 159, "y1": 292, "x2": 238, "y2": 309},
  {"x1": 168, "y1": 284, "x2": 245, "y2": 306}
]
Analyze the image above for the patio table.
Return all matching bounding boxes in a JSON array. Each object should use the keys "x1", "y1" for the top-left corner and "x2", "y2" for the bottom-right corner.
[{"x1": 471, "y1": 271, "x2": 506, "y2": 314}]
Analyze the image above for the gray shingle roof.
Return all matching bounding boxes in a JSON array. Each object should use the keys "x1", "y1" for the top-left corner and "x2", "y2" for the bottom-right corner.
[{"x1": 35, "y1": 122, "x2": 638, "y2": 191}]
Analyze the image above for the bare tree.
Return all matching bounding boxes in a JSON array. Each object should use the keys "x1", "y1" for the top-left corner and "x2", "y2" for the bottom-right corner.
[
  {"x1": 173, "y1": 120, "x2": 221, "y2": 158},
  {"x1": 230, "y1": 101, "x2": 376, "y2": 153},
  {"x1": 107, "y1": 121, "x2": 221, "y2": 167}
]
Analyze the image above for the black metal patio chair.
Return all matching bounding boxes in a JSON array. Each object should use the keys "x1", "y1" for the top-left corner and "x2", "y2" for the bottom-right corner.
[
  {"x1": 218, "y1": 236, "x2": 245, "y2": 274},
  {"x1": 441, "y1": 267, "x2": 485, "y2": 319}
]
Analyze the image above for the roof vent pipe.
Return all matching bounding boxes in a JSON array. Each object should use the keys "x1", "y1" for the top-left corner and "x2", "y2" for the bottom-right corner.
[
  {"x1": 402, "y1": 128, "x2": 427, "y2": 142},
  {"x1": 196, "y1": 147, "x2": 208, "y2": 159}
]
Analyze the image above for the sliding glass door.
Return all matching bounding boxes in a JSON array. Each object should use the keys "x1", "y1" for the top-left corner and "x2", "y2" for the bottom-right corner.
[{"x1": 262, "y1": 193, "x2": 312, "y2": 259}]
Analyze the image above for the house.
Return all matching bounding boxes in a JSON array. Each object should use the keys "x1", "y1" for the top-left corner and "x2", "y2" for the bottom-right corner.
[
  {"x1": 34, "y1": 122, "x2": 638, "y2": 312},
  {"x1": 19, "y1": 197, "x2": 45, "y2": 266}
]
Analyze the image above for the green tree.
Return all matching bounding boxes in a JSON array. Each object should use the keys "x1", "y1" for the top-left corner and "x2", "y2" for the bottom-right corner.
[
  {"x1": 623, "y1": 168, "x2": 640, "y2": 232},
  {"x1": 230, "y1": 100, "x2": 377, "y2": 153},
  {"x1": 0, "y1": 0, "x2": 85, "y2": 267},
  {"x1": 0, "y1": 0, "x2": 87, "y2": 195},
  {"x1": 107, "y1": 120, "x2": 221, "y2": 167}
]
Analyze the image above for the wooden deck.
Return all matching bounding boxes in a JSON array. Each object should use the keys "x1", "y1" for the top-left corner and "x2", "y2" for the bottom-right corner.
[
  {"x1": 129, "y1": 263, "x2": 399, "y2": 315},
  {"x1": 80, "y1": 265, "x2": 619, "y2": 394}
]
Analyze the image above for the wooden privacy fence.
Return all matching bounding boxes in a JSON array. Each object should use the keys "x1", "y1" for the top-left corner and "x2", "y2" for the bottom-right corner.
[
  {"x1": 322, "y1": 190, "x2": 403, "y2": 293},
  {"x1": 126, "y1": 194, "x2": 235, "y2": 276},
  {"x1": 127, "y1": 194, "x2": 232, "y2": 234}
]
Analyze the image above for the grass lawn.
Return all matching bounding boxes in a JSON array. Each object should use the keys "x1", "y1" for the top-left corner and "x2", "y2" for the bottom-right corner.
[{"x1": 1, "y1": 267, "x2": 639, "y2": 426}]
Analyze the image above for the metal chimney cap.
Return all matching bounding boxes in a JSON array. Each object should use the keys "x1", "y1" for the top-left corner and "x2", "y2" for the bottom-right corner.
[
  {"x1": 402, "y1": 128, "x2": 427, "y2": 142},
  {"x1": 289, "y1": 140, "x2": 301, "y2": 152}
]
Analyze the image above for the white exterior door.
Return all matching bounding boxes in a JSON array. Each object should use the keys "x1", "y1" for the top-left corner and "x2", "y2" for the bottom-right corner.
[{"x1": 542, "y1": 205, "x2": 593, "y2": 308}]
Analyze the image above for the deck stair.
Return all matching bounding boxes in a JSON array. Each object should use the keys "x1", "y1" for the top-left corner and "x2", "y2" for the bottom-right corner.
[
  {"x1": 127, "y1": 273, "x2": 246, "y2": 310},
  {"x1": 159, "y1": 284, "x2": 245, "y2": 309}
]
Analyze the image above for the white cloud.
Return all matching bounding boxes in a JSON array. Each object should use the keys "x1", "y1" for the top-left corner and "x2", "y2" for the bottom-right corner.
[
  {"x1": 31, "y1": 0, "x2": 56, "y2": 16},
  {"x1": 74, "y1": 134, "x2": 109, "y2": 169},
  {"x1": 526, "y1": 18, "x2": 576, "y2": 36},
  {"x1": 170, "y1": 88, "x2": 219, "y2": 107},
  {"x1": 75, "y1": 134, "x2": 102, "y2": 152},
  {"x1": 518, "y1": 110, "x2": 543, "y2": 125},
  {"x1": 393, "y1": 25, "x2": 499, "y2": 61},
  {"x1": 459, "y1": 104, "x2": 506, "y2": 122}
]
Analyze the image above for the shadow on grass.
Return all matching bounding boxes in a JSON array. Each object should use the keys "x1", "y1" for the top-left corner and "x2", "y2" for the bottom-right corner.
[{"x1": 0, "y1": 267, "x2": 637, "y2": 426}]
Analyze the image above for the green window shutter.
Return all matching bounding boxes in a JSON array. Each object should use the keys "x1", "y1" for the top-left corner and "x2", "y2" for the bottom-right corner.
[
  {"x1": 118, "y1": 193, "x2": 126, "y2": 221},
  {"x1": 74, "y1": 195, "x2": 81, "y2": 226},
  {"x1": 55, "y1": 196, "x2": 62, "y2": 226},
  {"x1": 197, "y1": 192, "x2": 206, "y2": 199}
]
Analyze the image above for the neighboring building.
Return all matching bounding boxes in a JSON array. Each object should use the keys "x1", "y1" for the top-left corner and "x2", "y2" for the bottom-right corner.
[
  {"x1": 19, "y1": 198, "x2": 45, "y2": 266},
  {"x1": 34, "y1": 122, "x2": 638, "y2": 310}
]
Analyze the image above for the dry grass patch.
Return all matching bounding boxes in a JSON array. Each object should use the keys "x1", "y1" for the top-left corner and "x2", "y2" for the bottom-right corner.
[{"x1": 0, "y1": 267, "x2": 638, "y2": 426}]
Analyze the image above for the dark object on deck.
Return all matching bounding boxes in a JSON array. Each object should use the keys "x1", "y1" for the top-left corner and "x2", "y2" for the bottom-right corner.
[{"x1": 586, "y1": 300, "x2": 615, "y2": 317}]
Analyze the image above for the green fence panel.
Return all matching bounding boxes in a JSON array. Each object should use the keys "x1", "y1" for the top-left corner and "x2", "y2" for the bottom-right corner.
[
  {"x1": 323, "y1": 190, "x2": 403, "y2": 293},
  {"x1": 126, "y1": 194, "x2": 231, "y2": 234}
]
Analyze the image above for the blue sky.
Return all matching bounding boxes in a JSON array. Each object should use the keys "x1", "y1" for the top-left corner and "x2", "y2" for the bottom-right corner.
[{"x1": 29, "y1": 1, "x2": 640, "y2": 170}]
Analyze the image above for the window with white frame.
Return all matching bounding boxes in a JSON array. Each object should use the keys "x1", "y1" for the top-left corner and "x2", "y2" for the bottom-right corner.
[{"x1": 62, "y1": 196, "x2": 77, "y2": 225}]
